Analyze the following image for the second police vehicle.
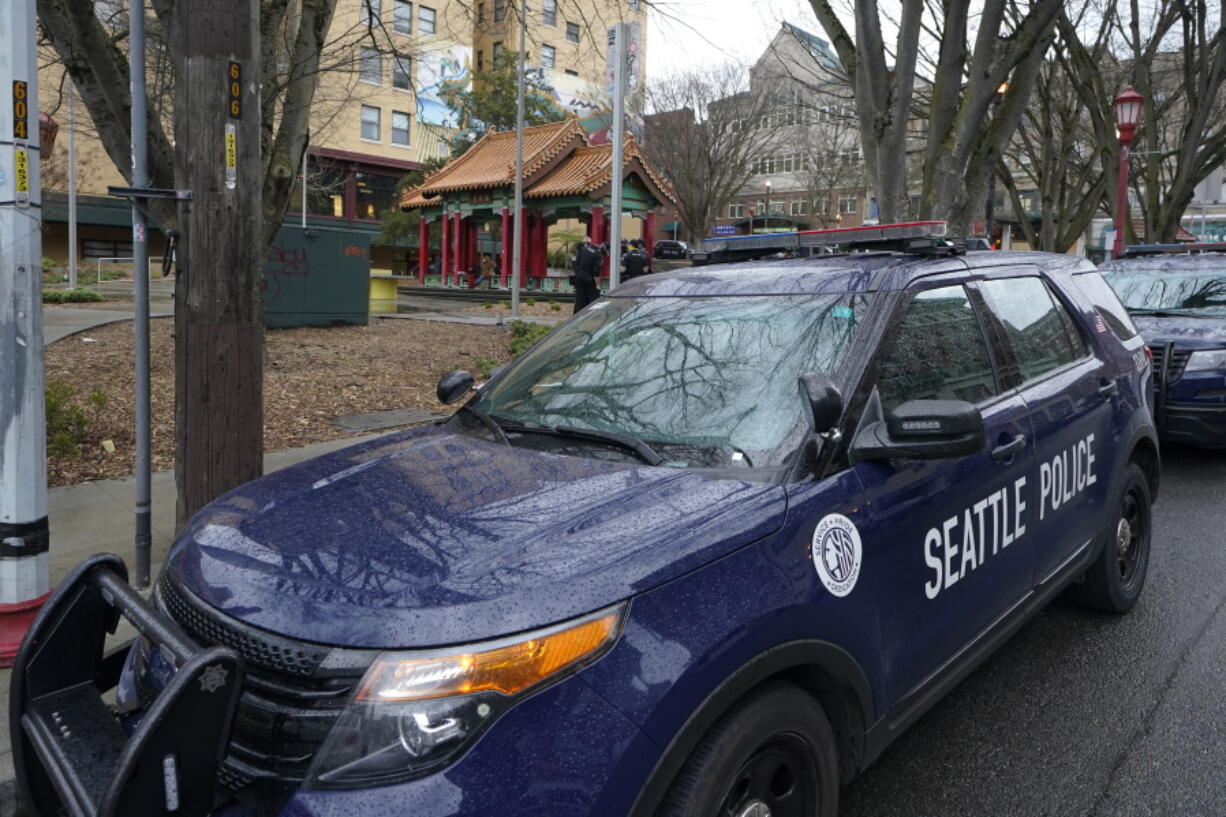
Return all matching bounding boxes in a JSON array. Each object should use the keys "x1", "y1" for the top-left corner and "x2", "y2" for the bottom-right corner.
[
  {"x1": 1099, "y1": 243, "x2": 1226, "y2": 448},
  {"x1": 12, "y1": 223, "x2": 1159, "y2": 817}
]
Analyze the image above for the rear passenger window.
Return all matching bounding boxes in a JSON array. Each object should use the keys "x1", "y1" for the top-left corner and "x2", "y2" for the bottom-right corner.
[
  {"x1": 979, "y1": 278, "x2": 1085, "y2": 383},
  {"x1": 1072, "y1": 271, "x2": 1140, "y2": 340},
  {"x1": 876, "y1": 285, "x2": 999, "y2": 410}
]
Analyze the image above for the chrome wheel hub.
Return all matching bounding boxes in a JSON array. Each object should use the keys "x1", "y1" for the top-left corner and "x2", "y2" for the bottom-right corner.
[
  {"x1": 1117, "y1": 517, "x2": 1132, "y2": 555},
  {"x1": 737, "y1": 801, "x2": 772, "y2": 817}
]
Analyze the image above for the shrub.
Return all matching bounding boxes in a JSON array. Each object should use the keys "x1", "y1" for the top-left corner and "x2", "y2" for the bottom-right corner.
[
  {"x1": 483, "y1": 302, "x2": 494, "y2": 309},
  {"x1": 508, "y1": 320, "x2": 553, "y2": 358},
  {"x1": 43, "y1": 288, "x2": 102, "y2": 304},
  {"x1": 474, "y1": 355, "x2": 501, "y2": 378},
  {"x1": 524, "y1": 298, "x2": 536, "y2": 306},
  {"x1": 45, "y1": 379, "x2": 90, "y2": 460}
]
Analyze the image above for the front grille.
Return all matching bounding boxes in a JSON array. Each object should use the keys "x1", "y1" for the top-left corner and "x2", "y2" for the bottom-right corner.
[
  {"x1": 1148, "y1": 344, "x2": 1192, "y2": 383},
  {"x1": 150, "y1": 572, "x2": 369, "y2": 789}
]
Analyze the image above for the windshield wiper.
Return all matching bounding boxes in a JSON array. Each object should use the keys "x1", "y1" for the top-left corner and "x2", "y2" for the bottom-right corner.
[
  {"x1": 503, "y1": 423, "x2": 664, "y2": 466},
  {"x1": 1127, "y1": 308, "x2": 1202, "y2": 317},
  {"x1": 459, "y1": 405, "x2": 512, "y2": 446},
  {"x1": 553, "y1": 425, "x2": 665, "y2": 466}
]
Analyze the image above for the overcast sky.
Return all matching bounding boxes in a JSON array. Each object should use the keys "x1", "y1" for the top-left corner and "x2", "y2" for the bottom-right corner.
[{"x1": 646, "y1": 0, "x2": 830, "y2": 79}]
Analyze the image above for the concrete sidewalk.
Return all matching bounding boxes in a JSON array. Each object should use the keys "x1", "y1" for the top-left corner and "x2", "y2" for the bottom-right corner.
[{"x1": 0, "y1": 433, "x2": 381, "y2": 815}]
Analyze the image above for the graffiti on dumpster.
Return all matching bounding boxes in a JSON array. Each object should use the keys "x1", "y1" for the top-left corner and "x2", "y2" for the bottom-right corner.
[
  {"x1": 342, "y1": 245, "x2": 365, "y2": 258},
  {"x1": 262, "y1": 240, "x2": 312, "y2": 302}
]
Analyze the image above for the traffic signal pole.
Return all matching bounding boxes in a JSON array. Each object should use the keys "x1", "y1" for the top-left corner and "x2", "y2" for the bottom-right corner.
[{"x1": 0, "y1": 0, "x2": 50, "y2": 665}]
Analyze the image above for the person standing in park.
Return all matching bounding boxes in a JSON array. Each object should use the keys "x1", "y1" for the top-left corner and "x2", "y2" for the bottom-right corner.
[{"x1": 572, "y1": 235, "x2": 603, "y2": 313}]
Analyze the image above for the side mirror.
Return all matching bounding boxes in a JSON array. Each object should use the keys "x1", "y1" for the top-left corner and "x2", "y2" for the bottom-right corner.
[
  {"x1": 799, "y1": 372, "x2": 843, "y2": 433},
  {"x1": 436, "y1": 370, "x2": 475, "y2": 405},
  {"x1": 850, "y1": 399, "x2": 985, "y2": 462}
]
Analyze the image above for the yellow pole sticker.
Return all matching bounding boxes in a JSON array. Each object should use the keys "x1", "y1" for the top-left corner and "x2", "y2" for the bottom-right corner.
[
  {"x1": 225, "y1": 122, "x2": 237, "y2": 190},
  {"x1": 15, "y1": 148, "x2": 29, "y2": 207}
]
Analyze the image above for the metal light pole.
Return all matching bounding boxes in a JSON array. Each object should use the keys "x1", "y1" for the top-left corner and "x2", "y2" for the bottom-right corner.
[
  {"x1": 764, "y1": 180, "x2": 772, "y2": 233},
  {"x1": 0, "y1": 0, "x2": 50, "y2": 665},
  {"x1": 984, "y1": 82, "x2": 1008, "y2": 246},
  {"x1": 511, "y1": 0, "x2": 527, "y2": 319},
  {"x1": 1112, "y1": 88, "x2": 1144, "y2": 259},
  {"x1": 608, "y1": 22, "x2": 626, "y2": 289},
  {"x1": 68, "y1": 84, "x2": 78, "y2": 288}
]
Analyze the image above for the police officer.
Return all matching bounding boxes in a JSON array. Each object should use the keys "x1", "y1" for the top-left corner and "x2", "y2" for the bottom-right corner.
[
  {"x1": 622, "y1": 239, "x2": 651, "y2": 281},
  {"x1": 572, "y1": 235, "x2": 603, "y2": 313}
]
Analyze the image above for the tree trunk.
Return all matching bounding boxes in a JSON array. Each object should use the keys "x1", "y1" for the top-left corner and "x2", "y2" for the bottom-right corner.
[{"x1": 173, "y1": 0, "x2": 264, "y2": 526}]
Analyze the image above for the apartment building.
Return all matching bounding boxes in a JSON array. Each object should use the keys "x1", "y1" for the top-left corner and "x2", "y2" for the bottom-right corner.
[{"x1": 38, "y1": 0, "x2": 646, "y2": 273}]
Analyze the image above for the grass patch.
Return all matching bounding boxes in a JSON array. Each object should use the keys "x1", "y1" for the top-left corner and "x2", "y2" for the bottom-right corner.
[
  {"x1": 508, "y1": 320, "x2": 553, "y2": 358},
  {"x1": 43, "y1": 288, "x2": 102, "y2": 304}
]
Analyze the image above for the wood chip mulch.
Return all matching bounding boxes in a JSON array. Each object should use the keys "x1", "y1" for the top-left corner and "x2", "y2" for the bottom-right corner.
[{"x1": 42, "y1": 316, "x2": 513, "y2": 487}]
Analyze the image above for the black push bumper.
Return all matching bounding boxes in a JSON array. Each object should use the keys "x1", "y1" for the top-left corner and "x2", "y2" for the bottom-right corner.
[{"x1": 9, "y1": 554, "x2": 243, "y2": 817}]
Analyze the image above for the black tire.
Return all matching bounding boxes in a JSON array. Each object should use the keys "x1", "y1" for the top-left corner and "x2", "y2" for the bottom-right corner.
[
  {"x1": 1069, "y1": 462, "x2": 1152, "y2": 613},
  {"x1": 658, "y1": 681, "x2": 839, "y2": 817}
]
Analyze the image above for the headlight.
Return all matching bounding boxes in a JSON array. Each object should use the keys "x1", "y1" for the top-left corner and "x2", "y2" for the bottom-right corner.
[
  {"x1": 1184, "y1": 349, "x2": 1226, "y2": 372},
  {"x1": 306, "y1": 605, "x2": 625, "y2": 789}
]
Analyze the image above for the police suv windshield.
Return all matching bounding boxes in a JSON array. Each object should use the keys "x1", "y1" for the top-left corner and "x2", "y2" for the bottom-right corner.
[
  {"x1": 1105, "y1": 268, "x2": 1226, "y2": 316},
  {"x1": 472, "y1": 294, "x2": 869, "y2": 469}
]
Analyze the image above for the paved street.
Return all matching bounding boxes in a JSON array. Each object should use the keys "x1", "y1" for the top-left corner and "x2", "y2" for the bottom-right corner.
[{"x1": 842, "y1": 445, "x2": 1226, "y2": 817}]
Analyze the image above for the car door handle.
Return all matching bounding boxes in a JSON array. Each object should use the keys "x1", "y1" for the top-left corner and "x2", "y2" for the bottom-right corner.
[
  {"x1": 991, "y1": 434, "x2": 1027, "y2": 462},
  {"x1": 1098, "y1": 380, "x2": 1119, "y2": 398}
]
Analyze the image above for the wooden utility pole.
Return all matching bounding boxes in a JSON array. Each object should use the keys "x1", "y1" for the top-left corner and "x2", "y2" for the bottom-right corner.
[{"x1": 174, "y1": 0, "x2": 264, "y2": 526}]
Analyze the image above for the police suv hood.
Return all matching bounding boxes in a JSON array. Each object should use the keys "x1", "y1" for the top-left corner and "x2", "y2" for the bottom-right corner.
[
  {"x1": 1131, "y1": 314, "x2": 1226, "y2": 348},
  {"x1": 164, "y1": 426, "x2": 785, "y2": 649}
]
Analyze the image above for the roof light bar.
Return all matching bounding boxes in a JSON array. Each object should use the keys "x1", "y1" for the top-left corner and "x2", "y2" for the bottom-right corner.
[
  {"x1": 797, "y1": 221, "x2": 947, "y2": 247},
  {"x1": 1123, "y1": 242, "x2": 1226, "y2": 258}
]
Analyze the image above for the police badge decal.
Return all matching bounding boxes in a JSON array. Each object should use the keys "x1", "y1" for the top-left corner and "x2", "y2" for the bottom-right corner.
[{"x1": 812, "y1": 514, "x2": 862, "y2": 597}]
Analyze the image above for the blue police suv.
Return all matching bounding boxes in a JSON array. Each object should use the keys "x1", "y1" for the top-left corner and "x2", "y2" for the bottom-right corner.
[
  {"x1": 1099, "y1": 245, "x2": 1226, "y2": 448},
  {"x1": 11, "y1": 224, "x2": 1159, "y2": 817}
]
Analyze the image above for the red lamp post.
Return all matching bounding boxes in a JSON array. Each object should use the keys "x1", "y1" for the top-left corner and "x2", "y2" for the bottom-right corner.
[{"x1": 1112, "y1": 88, "x2": 1144, "y2": 259}]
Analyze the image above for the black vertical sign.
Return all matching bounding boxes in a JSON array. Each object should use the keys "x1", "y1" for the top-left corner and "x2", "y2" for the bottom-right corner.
[
  {"x1": 13, "y1": 81, "x2": 29, "y2": 139},
  {"x1": 228, "y1": 62, "x2": 241, "y2": 118}
]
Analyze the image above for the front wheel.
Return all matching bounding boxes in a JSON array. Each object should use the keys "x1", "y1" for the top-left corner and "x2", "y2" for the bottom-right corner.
[
  {"x1": 1069, "y1": 462, "x2": 1152, "y2": 613},
  {"x1": 658, "y1": 681, "x2": 839, "y2": 817}
]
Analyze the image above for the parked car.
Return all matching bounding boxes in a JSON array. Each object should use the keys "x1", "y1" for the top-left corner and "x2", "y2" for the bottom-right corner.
[
  {"x1": 13, "y1": 224, "x2": 1159, "y2": 817},
  {"x1": 1099, "y1": 245, "x2": 1226, "y2": 447},
  {"x1": 653, "y1": 239, "x2": 688, "y2": 259}
]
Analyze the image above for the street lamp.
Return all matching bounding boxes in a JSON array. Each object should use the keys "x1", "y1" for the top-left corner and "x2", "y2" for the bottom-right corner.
[
  {"x1": 985, "y1": 81, "x2": 1008, "y2": 245},
  {"x1": 1112, "y1": 87, "x2": 1144, "y2": 259},
  {"x1": 765, "y1": 179, "x2": 772, "y2": 233}
]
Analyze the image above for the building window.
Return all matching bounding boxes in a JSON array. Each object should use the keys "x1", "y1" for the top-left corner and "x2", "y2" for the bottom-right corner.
[
  {"x1": 728, "y1": 203, "x2": 746, "y2": 219},
  {"x1": 542, "y1": 0, "x2": 557, "y2": 25},
  {"x1": 360, "y1": 0, "x2": 380, "y2": 26},
  {"x1": 493, "y1": 41, "x2": 504, "y2": 60},
  {"x1": 83, "y1": 238, "x2": 134, "y2": 259},
  {"x1": 565, "y1": 21, "x2": 580, "y2": 43},
  {"x1": 541, "y1": 44, "x2": 556, "y2": 68},
  {"x1": 476, "y1": 1, "x2": 484, "y2": 24},
  {"x1": 564, "y1": 68, "x2": 578, "y2": 76},
  {"x1": 628, "y1": 0, "x2": 641, "y2": 9},
  {"x1": 355, "y1": 172, "x2": 399, "y2": 220},
  {"x1": 394, "y1": 0, "x2": 412, "y2": 32},
  {"x1": 476, "y1": 50, "x2": 484, "y2": 71},
  {"x1": 494, "y1": 0, "x2": 506, "y2": 22},
  {"x1": 360, "y1": 105, "x2": 381, "y2": 141},
  {"x1": 391, "y1": 111, "x2": 411, "y2": 145},
  {"x1": 393, "y1": 54, "x2": 411, "y2": 89},
  {"x1": 418, "y1": 5, "x2": 435, "y2": 33},
  {"x1": 790, "y1": 199, "x2": 807, "y2": 216},
  {"x1": 838, "y1": 195, "x2": 858, "y2": 214},
  {"x1": 359, "y1": 47, "x2": 381, "y2": 84}
]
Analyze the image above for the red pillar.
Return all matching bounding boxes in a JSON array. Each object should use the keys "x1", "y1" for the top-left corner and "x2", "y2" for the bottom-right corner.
[
  {"x1": 452, "y1": 212, "x2": 462, "y2": 286},
  {"x1": 532, "y1": 215, "x2": 548, "y2": 286},
  {"x1": 590, "y1": 206, "x2": 605, "y2": 244},
  {"x1": 644, "y1": 211, "x2": 656, "y2": 259},
  {"x1": 440, "y1": 210, "x2": 451, "y2": 287},
  {"x1": 601, "y1": 216, "x2": 612, "y2": 279},
  {"x1": 418, "y1": 216, "x2": 429, "y2": 284},
  {"x1": 500, "y1": 207, "x2": 511, "y2": 287},
  {"x1": 518, "y1": 209, "x2": 529, "y2": 288}
]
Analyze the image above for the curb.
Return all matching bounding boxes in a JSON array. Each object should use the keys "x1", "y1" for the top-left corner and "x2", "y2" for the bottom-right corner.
[{"x1": 1, "y1": 775, "x2": 24, "y2": 816}]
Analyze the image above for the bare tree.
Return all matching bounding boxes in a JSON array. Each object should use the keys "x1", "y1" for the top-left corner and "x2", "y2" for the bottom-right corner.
[
  {"x1": 999, "y1": 15, "x2": 1115, "y2": 252},
  {"x1": 643, "y1": 63, "x2": 789, "y2": 241},
  {"x1": 808, "y1": 0, "x2": 1062, "y2": 234}
]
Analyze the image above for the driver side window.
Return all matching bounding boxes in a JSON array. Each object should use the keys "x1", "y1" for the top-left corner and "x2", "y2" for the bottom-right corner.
[{"x1": 876, "y1": 285, "x2": 1000, "y2": 411}]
